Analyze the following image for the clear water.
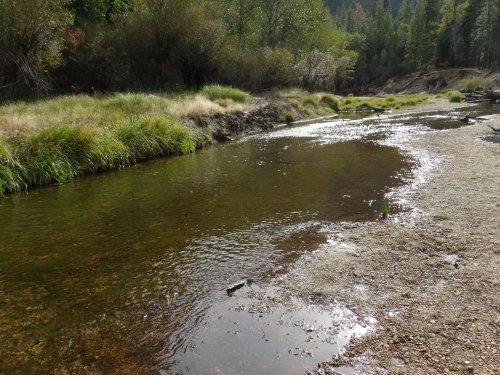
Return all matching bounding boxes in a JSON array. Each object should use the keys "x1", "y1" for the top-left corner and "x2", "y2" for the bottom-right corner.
[{"x1": 1, "y1": 104, "x2": 498, "y2": 374}]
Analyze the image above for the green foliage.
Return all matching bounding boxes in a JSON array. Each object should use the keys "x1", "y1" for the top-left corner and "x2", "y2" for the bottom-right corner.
[
  {"x1": 0, "y1": 114, "x2": 197, "y2": 194},
  {"x1": 0, "y1": 139, "x2": 25, "y2": 195},
  {"x1": 448, "y1": 90, "x2": 464, "y2": 102},
  {"x1": 303, "y1": 95, "x2": 320, "y2": 107},
  {"x1": 320, "y1": 95, "x2": 340, "y2": 111},
  {"x1": 459, "y1": 77, "x2": 493, "y2": 93},
  {"x1": 380, "y1": 197, "x2": 390, "y2": 218},
  {"x1": 0, "y1": 0, "x2": 73, "y2": 93},
  {"x1": 202, "y1": 86, "x2": 249, "y2": 103},
  {"x1": 285, "y1": 111, "x2": 297, "y2": 124},
  {"x1": 103, "y1": 94, "x2": 156, "y2": 115}
]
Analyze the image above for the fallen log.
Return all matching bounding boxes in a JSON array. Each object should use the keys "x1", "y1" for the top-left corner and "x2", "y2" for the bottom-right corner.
[{"x1": 485, "y1": 90, "x2": 500, "y2": 101}]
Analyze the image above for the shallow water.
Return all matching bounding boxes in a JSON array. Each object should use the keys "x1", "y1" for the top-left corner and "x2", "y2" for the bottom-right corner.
[{"x1": 0, "y1": 103, "x2": 498, "y2": 374}]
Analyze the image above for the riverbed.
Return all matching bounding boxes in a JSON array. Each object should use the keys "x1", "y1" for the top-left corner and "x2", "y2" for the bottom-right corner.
[{"x1": 1, "y1": 104, "x2": 498, "y2": 374}]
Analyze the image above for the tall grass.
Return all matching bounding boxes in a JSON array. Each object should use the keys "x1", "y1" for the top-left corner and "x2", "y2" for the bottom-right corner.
[
  {"x1": 202, "y1": 85, "x2": 250, "y2": 103},
  {"x1": 0, "y1": 116, "x2": 199, "y2": 195},
  {"x1": 459, "y1": 77, "x2": 493, "y2": 93},
  {"x1": 320, "y1": 94, "x2": 340, "y2": 112},
  {"x1": 0, "y1": 138, "x2": 25, "y2": 195},
  {"x1": 447, "y1": 91, "x2": 464, "y2": 103}
]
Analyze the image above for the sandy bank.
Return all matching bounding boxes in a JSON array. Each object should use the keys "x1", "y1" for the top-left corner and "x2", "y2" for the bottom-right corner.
[{"x1": 288, "y1": 113, "x2": 499, "y2": 374}]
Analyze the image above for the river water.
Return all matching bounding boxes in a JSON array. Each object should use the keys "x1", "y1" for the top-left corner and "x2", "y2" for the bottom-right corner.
[{"x1": 0, "y1": 104, "x2": 497, "y2": 374}]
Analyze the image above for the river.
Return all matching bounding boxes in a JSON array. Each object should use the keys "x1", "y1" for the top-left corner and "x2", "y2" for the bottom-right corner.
[{"x1": 0, "y1": 104, "x2": 497, "y2": 374}]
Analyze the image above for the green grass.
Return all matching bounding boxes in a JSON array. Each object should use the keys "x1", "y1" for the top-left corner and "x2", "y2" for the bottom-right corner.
[
  {"x1": 459, "y1": 77, "x2": 493, "y2": 93},
  {"x1": 202, "y1": 85, "x2": 249, "y2": 103},
  {"x1": 0, "y1": 116, "x2": 199, "y2": 195},
  {"x1": 447, "y1": 91, "x2": 464, "y2": 103},
  {"x1": 320, "y1": 94, "x2": 340, "y2": 112},
  {"x1": 380, "y1": 197, "x2": 390, "y2": 219},
  {"x1": 338, "y1": 94, "x2": 430, "y2": 111},
  {"x1": 302, "y1": 95, "x2": 320, "y2": 107},
  {"x1": 0, "y1": 90, "x2": 254, "y2": 194}
]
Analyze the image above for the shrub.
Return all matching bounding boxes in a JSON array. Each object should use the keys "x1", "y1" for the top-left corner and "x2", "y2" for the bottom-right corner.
[
  {"x1": 262, "y1": 49, "x2": 297, "y2": 88},
  {"x1": 320, "y1": 95, "x2": 339, "y2": 112},
  {"x1": 448, "y1": 91, "x2": 464, "y2": 103},
  {"x1": 296, "y1": 50, "x2": 337, "y2": 92},
  {"x1": 385, "y1": 96, "x2": 396, "y2": 103},
  {"x1": 202, "y1": 85, "x2": 249, "y2": 103}
]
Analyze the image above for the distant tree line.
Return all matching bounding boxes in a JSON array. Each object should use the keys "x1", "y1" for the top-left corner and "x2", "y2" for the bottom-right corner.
[
  {"x1": 0, "y1": 0, "x2": 357, "y2": 98},
  {"x1": 334, "y1": 0, "x2": 500, "y2": 85},
  {"x1": 1, "y1": 0, "x2": 498, "y2": 99}
]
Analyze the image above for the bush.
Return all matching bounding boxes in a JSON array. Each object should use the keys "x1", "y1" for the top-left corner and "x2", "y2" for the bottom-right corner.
[
  {"x1": 296, "y1": 50, "x2": 337, "y2": 92},
  {"x1": 202, "y1": 85, "x2": 249, "y2": 103},
  {"x1": 320, "y1": 95, "x2": 339, "y2": 111},
  {"x1": 448, "y1": 91, "x2": 464, "y2": 103},
  {"x1": 261, "y1": 49, "x2": 297, "y2": 88},
  {"x1": 459, "y1": 77, "x2": 493, "y2": 93}
]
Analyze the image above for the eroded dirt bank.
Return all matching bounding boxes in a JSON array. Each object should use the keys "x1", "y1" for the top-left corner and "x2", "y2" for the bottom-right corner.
[{"x1": 285, "y1": 116, "x2": 500, "y2": 374}]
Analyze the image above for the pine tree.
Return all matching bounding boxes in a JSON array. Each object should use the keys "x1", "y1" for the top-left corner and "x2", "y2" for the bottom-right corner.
[{"x1": 472, "y1": 0, "x2": 500, "y2": 68}]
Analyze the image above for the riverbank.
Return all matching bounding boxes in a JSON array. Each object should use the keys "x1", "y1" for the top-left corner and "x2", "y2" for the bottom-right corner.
[
  {"x1": 0, "y1": 89, "x2": 436, "y2": 196},
  {"x1": 287, "y1": 114, "x2": 500, "y2": 374}
]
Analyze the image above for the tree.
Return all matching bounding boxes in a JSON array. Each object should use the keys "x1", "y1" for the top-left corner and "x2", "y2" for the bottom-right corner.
[
  {"x1": 407, "y1": 0, "x2": 437, "y2": 69},
  {"x1": 0, "y1": 0, "x2": 73, "y2": 92},
  {"x1": 472, "y1": 0, "x2": 500, "y2": 68}
]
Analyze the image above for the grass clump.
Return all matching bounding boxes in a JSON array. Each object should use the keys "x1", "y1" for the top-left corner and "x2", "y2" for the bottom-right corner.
[
  {"x1": 202, "y1": 85, "x2": 249, "y2": 103},
  {"x1": 459, "y1": 77, "x2": 493, "y2": 93},
  {"x1": 285, "y1": 111, "x2": 297, "y2": 124},
  {"x1": 0, "y1": 116, "x2": 198, "y2": 195},
  {"x1": 102, "y1": 94, "x2": 157, "y2": 115},
  {"x1": 0, "y1": 138, "x2": 25, "y2": 195},
  {"x1": 19, "y1": 126, "x2": 99, "y2": 186},
  {"x1": 434, "y1": 213, "x2": 450, "y2": 221},
  {"x1": 380, "y1": 197, "x2": 390, "y2": 219},
  {"x1": 116, "y1": 116, "x2": 196, "y2": 161},
  {"x1": 320, "y1": 95, "x2": 340, "y2": 112},
  {"x1": 448, "y1": 91, "x2": 464, "y2": 103},
  {"x1": 302, "y1": 95, "x2": 320, "y2": 107}
]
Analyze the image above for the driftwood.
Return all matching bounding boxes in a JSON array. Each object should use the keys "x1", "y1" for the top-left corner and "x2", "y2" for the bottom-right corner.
[
  {"x1": 465, "y1": 90, "x2": 500, "y2": 103},
  {"x1": 485, "y1": 90, "x2": 500, "y2": 101}
]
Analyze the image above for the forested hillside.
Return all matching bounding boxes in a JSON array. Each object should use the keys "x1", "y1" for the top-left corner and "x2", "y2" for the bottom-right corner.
[
  {"x1": 0, "y1": 0, "x2": 499, "y2": 98},
  {"x1": 326, "y1": 0, "x2": 404, "y2": 13},
  {"x1": 334, "y1": 0, "x2": 500, "y2": 85}
]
